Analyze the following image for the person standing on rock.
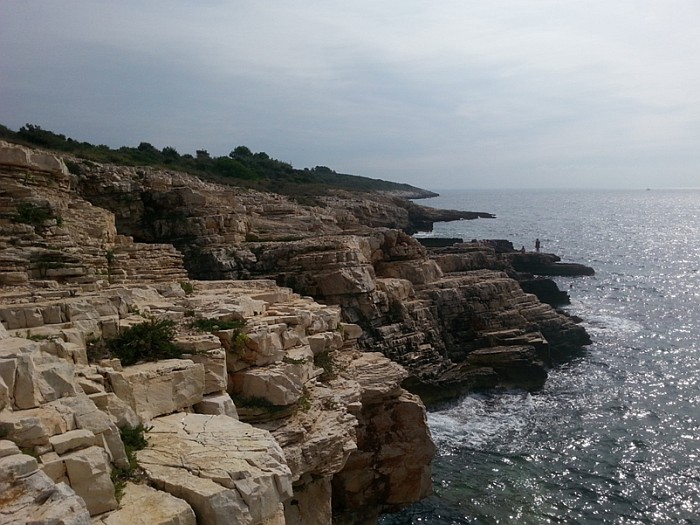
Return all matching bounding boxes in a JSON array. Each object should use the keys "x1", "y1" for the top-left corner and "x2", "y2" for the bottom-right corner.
[{"x1": 535, "y1": 238, "x2": 541, "y2": 253}]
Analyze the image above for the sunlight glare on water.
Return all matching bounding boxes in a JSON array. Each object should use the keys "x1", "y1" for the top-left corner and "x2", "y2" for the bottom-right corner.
[{"x1": 383, "y1": 189, "x2": 700, "y2": 525}]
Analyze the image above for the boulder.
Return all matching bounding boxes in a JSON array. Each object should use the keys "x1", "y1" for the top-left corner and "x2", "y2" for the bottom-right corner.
[
  {"x1": 0, "y1": 404, "x2": 72, "y2": 447},
  {"x1": 88, "y1": 391, "x2": 141, "y2": 429},
  {"x1": 98, "y1": 483, "x2": 196, "y2": 525},
  {"x1": 0, "y1": 449, "x2": 90, "y2": 525},
  {"x1": 137, "y1": 413, "x2": 293, "y2": 525},
  {"x1": 183, "y1": 347, "x2": 227, "y2": 395},
  {"x1": 54, "y1": 394, "x2": 129, "y2": 469},
  {"x1": 230, "y1": 363, "x2": 305, "y2": 407},
  {"x1": 108, "y1": 359, "x2": 205, "y2": 421},
  {"x1": 49, "y1": 428, "x2": 96, "y2": 455},
  {"x1": 194, "y1": 393, "x2": 239, "y2": 419},
  {"x1": 285, "y1": 476, "x2": 333, "y2": 525},
  {"x1": 63, "y1": 445, "x2": 118, "y2": 515}
]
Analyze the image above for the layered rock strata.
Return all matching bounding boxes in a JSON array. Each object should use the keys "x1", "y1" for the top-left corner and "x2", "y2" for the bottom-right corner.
[
  {"x1": 0, "y1": 140, "x2": 594, "y2": 523},
  {"x1": 0, "y1": 280, "x2": 433, "y2": 524},
  {"x1": 12, "y1": 147, "x2": 595, "y2": 397},
  {"x1": 0, "y1": 141, "x2": 187, "y2": 288}
]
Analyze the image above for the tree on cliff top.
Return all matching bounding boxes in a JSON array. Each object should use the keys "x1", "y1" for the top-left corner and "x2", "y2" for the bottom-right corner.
[{"x1": 0, "y1": 122, "x2": 432, "y2": 198}]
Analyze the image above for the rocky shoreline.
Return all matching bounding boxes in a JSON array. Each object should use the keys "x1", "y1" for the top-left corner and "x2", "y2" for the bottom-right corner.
[{"x1": 0, "y1": 140, "x2": 593, "y2": 524}]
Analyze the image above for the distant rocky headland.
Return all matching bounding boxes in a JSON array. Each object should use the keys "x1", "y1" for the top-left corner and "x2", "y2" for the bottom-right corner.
[{"x1": 0, "y1": 136, "x2": 592, "y2": 524}]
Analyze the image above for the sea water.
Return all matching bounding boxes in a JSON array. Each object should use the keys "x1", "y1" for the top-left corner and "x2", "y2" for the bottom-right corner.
[{"x1": 382, "y1": 189, "x2": 700, "y2": 524}]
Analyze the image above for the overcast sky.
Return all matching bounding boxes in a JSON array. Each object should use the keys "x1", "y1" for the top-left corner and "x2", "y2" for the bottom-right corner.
[{"x1": 1, "y1": 1, "x2": 699, "y2": 189}]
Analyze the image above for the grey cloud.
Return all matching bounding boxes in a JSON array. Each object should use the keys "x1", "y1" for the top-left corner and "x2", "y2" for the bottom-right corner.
[{"x1": 2, "y1": 1, "x2": 700, "y2": 189}]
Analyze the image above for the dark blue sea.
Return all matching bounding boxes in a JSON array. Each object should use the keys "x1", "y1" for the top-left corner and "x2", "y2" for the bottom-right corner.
[{"x1": 382, "y1": 189, "x2": 700, "y2": 525}]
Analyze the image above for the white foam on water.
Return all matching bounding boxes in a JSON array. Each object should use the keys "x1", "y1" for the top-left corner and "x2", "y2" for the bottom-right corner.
[
  {"x1": 582, "y1": 314, "x2": 644, "y2": 336},
  {"x1": 428, "y1": 391, "x2": 535, "y2": 451}
]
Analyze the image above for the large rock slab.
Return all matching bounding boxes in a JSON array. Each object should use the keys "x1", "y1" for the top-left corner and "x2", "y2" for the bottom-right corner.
[
  {"x1": 137, "y1": 413, "x2": 293, "y2": 525},
  {"x1": 108, "y1": 359, "x2": 205, "y2": 421},
  {"x1": 0, "y1": 337, "x2": 82, "y2": 411},
  {"x1": 63, "y1": 445, "x2": 118, "y2": 515},
  {"x1": 230, "y1": 362, "x2": 306, "y2": 407},
  {"x1": 98, "y1": 482, "x2": 196, "y2": 525},
  {"x1": 0, "y1": 449, "x2": 91, "y2": 525}
]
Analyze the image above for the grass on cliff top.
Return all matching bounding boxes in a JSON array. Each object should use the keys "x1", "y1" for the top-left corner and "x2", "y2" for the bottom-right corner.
[{"x1": 0, "y1": 123, "x2": 433, "y2": 198}]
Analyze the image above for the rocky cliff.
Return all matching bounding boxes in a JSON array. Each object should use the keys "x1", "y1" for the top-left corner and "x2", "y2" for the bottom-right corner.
[{"x1": 0, "y1": 140, "x2": 591, "y2": 524}]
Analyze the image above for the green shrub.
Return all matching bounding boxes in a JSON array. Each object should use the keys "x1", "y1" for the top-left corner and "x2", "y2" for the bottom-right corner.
[
  {"x1": 298, "y1": 390, "x2": 312, "y2": 412},
  {"x1": 112, "y1": 424, "x2": 150, "y2": 502},
  {"x1": 14, "y1": 202, "x2": 58, "y2": 226},
  {"x1": 120, "y1": 423, "x2": 150, "y2": 456},
  {"x1": 107, "y1": 318, "x2": 180, "y2": 366},
  {"x1": 314, "y1": 351, "x2": 338, "y2": 382},
  {"x1": 179, "y1": 281, "x2": 194, "y2": 295},
  {"x1": 64, "y1": 160, "x2": 82, "y2": 175}
]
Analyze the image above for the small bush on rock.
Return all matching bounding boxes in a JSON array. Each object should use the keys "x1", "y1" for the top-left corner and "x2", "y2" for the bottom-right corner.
[
  {"x1": 314, "y1": 351, "x2": 338, "y2": 382},
  {"x1": 112, "y1": 424, "x2": 150, "y2": 502},
  {"x1": 107, "y1": 318, "x2": 181, "y2": 366},
  {"x1": 179, "y1": 281, "x2": 194, "y2": 295},
  {"x1": 13, "y1": 202, "x2": 61, "y2": 227}
]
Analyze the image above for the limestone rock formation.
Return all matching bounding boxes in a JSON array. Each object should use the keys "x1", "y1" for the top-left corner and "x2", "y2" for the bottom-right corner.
[
  {"x1": 0, "y1": 277, "x2": 434, "y2": 524},
  {"x1": 95, "y1": 482, "x2": 196, "y2": 525},
  {"x1": 137, "y1": 413, "x2": 293, "y2": 525},
  {"x1": 0, "y1": 139, "x2": 594, "y2": 524},
  {"x1": 0, "y1": 440, "x2": 91, "y2": 525}
]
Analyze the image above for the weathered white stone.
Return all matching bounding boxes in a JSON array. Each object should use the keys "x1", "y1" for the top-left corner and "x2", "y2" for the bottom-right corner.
[
  {"x1": 0, "y1": 439, "x2": 20, "y2": 458},
  {"x1": 0, "y1": 452, "x2": 38, "y2": 479},
  {"x1": 284, "y1": 476, "x2": 332, "y2": 525},
  {"x1": 99, "y1": 482, "x2": 196, "y2": 525},
  {"x1": 63, "y1": 445, "x2": 118, "y2": 516},
  {"x1": 0, "y1": 371, "x2": 10, "y2": 411},
  {"x1": 39, "y1": 451, "x2": 68, "y2": 483},
  {"x1": 175, "y1": 333, "x2": 222, "y2": 353},
  {"x1": 0, "y1": 464, "x2": 90, "y2": 525},
  {"x1": 0, "y1": 404, "x2": 73, "y2": 447},
  {"x1": 55, "y1": 394, "x2": 129, "y2": 469},
  {"x1": 97, "y1": 358, "x2": 123, "y2": 371},
  {"x1": 194, "y1": 393, "x2": 238, "y2": 419},
  {"x1": 88, "y1": 391, "x2": 141, "y2": 428},
  {"x1": 44, "y1": 339, "x2": 88, "y2": 365},
  {"x1": 49, "y1": 428, "x2": 96, "y2": 455},
  {"x1": 230, "y1": 363, "x2": 305, "y2": 406},
  {"x1": 0, "y1": 308, "x2": 24, "y2": 330},
  {"x1": 109, "y1": 359, "x2": 205, "y2": 421},
  {"x1": 182, "y1": 347, "x2": 227, "y2": 395},
  {"x1": 100, "y1": 316, "x2": 120, "y2": 339},
  {"x1": 0, "y1": 321, "x2": 9, "y2": 339},
  {"x1": 138, "y1": 413, "x2": 293, "y2": 525},
  {"x1": 307, "y1": 332, "x2": 343, "y2": 355},
  {"x1": 281, "y1": 328, "x2": 302, "y2": 349},
  {"x1": 340, "y1": 352, "x2": 408, "y2": 403},
  {"x1": 63, "y1": 302, "x2": 101, "y2": 322},
  {"x1": 41, "y1": 304, "x2": 66, "y2": 324},
  {"x1": 228, "y1": 324, "x2": 285, "y2": 367},
  {"x1": 0, "y1": 340, "x2": 44, "y2": 409},
  {"x1": 35, "y1": 359, "x2": 79, "y2": 402},
  {"x1": 315, "y1": 266, "x2": 376, "y2": 295},
  {"x1": 340, "y1": 322, "x2": 363, "y2": 340},
  {"x1": 77, "y1": 376, "x2": 104, "y2": 394}
]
